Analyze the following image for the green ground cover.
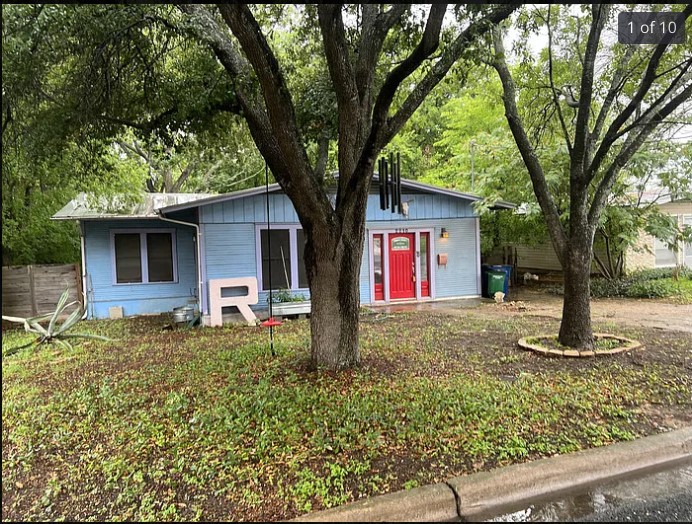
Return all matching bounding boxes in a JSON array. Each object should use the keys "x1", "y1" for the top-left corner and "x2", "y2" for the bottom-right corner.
[{"x1": 3, "y1": 308, "x2": 690, "y2": 521}]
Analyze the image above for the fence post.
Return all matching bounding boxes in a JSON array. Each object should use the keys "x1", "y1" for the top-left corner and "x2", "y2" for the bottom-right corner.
[
  {"x1": 75, "y1": 262, "x2": 84, "y2": 307},
  {"x1": 28, "y1": 265, "x2": 38, "y2": 316}
]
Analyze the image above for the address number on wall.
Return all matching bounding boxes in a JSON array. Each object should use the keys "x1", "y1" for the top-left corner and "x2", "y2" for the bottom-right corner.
[{"x1": 395, "y1": 228, "x2": 409, "y2": 233}]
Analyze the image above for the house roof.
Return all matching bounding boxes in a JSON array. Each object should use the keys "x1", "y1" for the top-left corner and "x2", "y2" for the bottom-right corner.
[
  {"x1": 52, "y1": 177, "x2": 515, "y2": 220},
  {"x1": 630, "y1": 191, "x2": 689, "y2": 206},
  {"x1": 159, "y1": 176, "x2": 515, "y2": 214},
  {"x1": 51, "y1": 192, "x2": 214, "y2": 220}
]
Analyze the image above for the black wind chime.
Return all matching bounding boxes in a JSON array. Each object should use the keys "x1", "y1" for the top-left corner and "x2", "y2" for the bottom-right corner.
[
  {"x1": 260, "y1": 161, "x2": 280, "y2": 356},
  {"x1": 379, "y1": 152, "x2": 403, "y2": 213}
]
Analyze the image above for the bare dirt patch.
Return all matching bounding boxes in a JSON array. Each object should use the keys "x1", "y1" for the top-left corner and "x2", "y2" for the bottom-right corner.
[{"x1": 496, "y1": 287, "x2": 692, "y2": 333}]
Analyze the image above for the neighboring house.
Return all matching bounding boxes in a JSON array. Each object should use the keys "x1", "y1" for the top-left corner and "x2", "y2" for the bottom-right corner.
[
  {"x1": 487, "y1": 196, "x2": 692, "y2": 276},
  {"x1": 625, "y1": 197, "x2": 692, "y2": 271},
  {"x1": 53, "y1": 179, "x2": 513, "y2": 324}
]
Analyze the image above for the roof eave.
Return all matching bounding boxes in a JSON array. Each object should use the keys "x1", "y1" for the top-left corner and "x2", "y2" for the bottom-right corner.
[
  {"x1": 51, "y1": 214, "x2": 162, "y2": 221},
  {"x1": 158, "y1": 184, "x2": 283, "y2": 214}
]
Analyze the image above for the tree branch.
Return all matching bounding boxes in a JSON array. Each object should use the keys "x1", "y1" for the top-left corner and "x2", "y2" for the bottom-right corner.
[
  {"x1": 117, "y1": 140, "x2": 149, "y2": 162},
  {"x1": 214, "y1": 4, "x2": 334, "y2": 225},
  {"x1": 369, "y1": 4, "x2": 447, "y2": 142},
  {"x1": 218, "y1": 4, "x2": 311, "y2": 169},
  {"x1": 177, "y1": 4, "x2": 272, "y2": 140},
  {"x1": 170, "y1": 161, "x2": 197, "y2": 192},
  {"x1": 588, "y1": 4, "x2": 692, "y2": 180},
  {"x1": 314, "y1": 133, "x2": 330, "y2": 182},
  {"x1": 588, "y1": 81, "x2": 692, "y2": 227},
  {"x1": 318, "y1": 5, "x2": 362, "y2": 181},
  {"x1": 2, "y1": 102, "x2": 12, "y2": 137},
  {"x1": 614, "y1": 58, "x2": 692, "y2": 139},
  {"x1": 381, "y1": 3, "x2": 520, "y2": 147},
  {"x1": 180, "y1": 3, "x2": 332, "y2": 225},
  {"x1": 339, "y1": 3, "x2": 450, "y2": 217},
  {"x1": 355, "y1": 4, "x2": 409, "y2": 104},
  {"x1": 590, "y1": 44, "x2": 635, "y2": 153},
  {"x1": 592, "y1": 248, "x2": 611, "y2": 279},
  {"x1": 545, "y1": 5, "x2": 573, "y2": 152},
  {"x1": 492, "y1": 27, "x2": 567, "y2": 264},
  {"x1": 572, "y1": 3, "x2": 608, "y2": 175}
]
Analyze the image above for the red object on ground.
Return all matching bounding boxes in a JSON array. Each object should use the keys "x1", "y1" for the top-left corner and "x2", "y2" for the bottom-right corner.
[{"x1": 261, "y1": 317, "x2": 282, "y2": 327}]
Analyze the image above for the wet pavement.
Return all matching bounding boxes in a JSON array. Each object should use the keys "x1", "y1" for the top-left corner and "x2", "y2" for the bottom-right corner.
[
  {"x1": 486, "y1": 462, "x2": 692, "y2": 522},
  {"x1": 370, "y1": 297, "x2": 483, "y2": 314}
]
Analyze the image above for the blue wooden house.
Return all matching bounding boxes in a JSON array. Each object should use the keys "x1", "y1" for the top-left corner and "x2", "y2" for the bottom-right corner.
[{"x1": 53, "y1": 179, "x2": 512, "y2": 323}]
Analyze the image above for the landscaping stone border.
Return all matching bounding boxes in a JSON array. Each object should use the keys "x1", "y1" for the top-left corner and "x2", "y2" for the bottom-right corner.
[{"x1": 517, "y1": 333, "x2": 643, "y2": 357}]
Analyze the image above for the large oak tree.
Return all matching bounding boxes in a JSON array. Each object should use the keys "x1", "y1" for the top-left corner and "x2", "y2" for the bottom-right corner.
[
  {"x1": 3, "y1": 4, "x2": 519, "y2": 369},
  {"x1": 178, "y1": 4, "x2": 519, "y2": 368}
]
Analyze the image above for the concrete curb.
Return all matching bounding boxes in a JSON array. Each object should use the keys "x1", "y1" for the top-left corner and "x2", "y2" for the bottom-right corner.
[
  {"x1": 448, "y1": 426, "x2": 692, "y2": 521},
  {"x1": 295, "y1": 483, "x2": 458, "y2": 523},
  {"x1": 292, "y1": 426, "x2": 692, "y2": 522}
]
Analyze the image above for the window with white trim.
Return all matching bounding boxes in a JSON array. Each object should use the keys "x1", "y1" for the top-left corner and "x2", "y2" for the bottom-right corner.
[
  {"x1": 259, "y1": 227, "x2": 307, "y2": 290},
  {"x1": 653, "y1": 236, "x2": 677, "y2": 267},
  {"x1": 112, "y1": 230, "x2": 177, "y2": 284}
]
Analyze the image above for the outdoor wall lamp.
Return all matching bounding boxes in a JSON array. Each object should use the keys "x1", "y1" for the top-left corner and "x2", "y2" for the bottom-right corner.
[{"x1": 440, "y1": 227, "x2": 449, "y2": 239}]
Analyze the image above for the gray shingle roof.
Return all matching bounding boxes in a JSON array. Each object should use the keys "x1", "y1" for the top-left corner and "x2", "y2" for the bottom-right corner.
[
  {"x1": 53, "y1": 176, "x2": 515, "y2": 220},
  {"x1": 51, "y1": 192, "x2": 214, "y2": 220}
]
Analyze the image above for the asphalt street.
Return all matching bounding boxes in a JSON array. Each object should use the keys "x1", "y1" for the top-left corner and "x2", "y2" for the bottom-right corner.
[
  {"x1": 577, "y1": 491, "x2": 692, "y2": 522},
  {"x1": 486, "y1": 463, "x2": 692, "y2": 522}
]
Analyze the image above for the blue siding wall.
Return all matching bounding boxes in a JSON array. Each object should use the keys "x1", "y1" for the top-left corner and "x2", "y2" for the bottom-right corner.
[
  {"x1": 200, "y1": 193, "x2": 473, "y2": 224},
  {"x1": 83, "y1": 219, "x2": 198, "y2": 319},
  {"x1": 361, "y1": 218, "x2": 480, "y2": 304},
  {"x1": 201, "y1": 194, "x2": 300, "y2": 224},
  {"x1": 199, "y1": 191, "x2": 479, "y2": 310},
  {"x1": 430, "y1": 218, "x2": 479, "y2": 298},
  {"x1": 367, "y1": 193, "x2": 474, "y2": 220},
  {"x1": 202, "y1": 222, "x2": 310, "y2": 310}
]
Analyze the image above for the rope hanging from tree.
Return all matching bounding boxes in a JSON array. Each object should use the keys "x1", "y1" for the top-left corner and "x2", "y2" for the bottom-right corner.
[{"x1": 260, "y1": 161, "x2": 281, "y2": 355}]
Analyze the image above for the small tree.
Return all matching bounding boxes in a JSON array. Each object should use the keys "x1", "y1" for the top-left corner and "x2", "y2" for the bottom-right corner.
[{"x1": 492, "y1": 4, "x2": 691, "y2": 348}]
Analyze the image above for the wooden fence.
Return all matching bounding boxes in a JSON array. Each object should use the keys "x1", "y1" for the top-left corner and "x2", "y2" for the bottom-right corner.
[
  {"x1": 2, "y1": 264, "x2": 82, "y2": 318},
  {"x1": 486, "y1": 242, "x2": 608, "y2": 275}
]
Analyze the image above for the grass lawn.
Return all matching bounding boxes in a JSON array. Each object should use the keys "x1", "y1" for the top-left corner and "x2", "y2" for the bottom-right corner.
[
  {"x1": 667, "y1": 277, "x2": 692, "y2": 304},
  {"x1": 2, "y1": 308, "x2": 691, "y2": 521}
]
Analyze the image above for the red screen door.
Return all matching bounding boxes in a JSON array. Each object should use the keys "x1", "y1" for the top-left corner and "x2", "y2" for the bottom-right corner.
[
  {"x1": 373, "y1": 234, "x2": 384, "y2": 301},
  {"x1": 420, "y1": 232, "x2": 430, "y2": 297},
  {"x1": 389, "y1": 233, "x2": 415, "y2": 299}
]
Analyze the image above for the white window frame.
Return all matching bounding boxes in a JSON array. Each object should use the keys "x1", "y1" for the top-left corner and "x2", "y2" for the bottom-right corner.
[
  {"x1": 255, "y1": 224, "x2": 308, "y2": 291},
  {"x1": 110, "y1": 229, "x2": 178, "y2": 285},
  {"x1": 653, "y1": 235, "x2": 678, "y2": 268},
  {"x1": 367, "y1": 227, "x2": 436, "y2": 303},
  {"x1": 652, "y1": 215, "x2": 685, "y2": 267}
]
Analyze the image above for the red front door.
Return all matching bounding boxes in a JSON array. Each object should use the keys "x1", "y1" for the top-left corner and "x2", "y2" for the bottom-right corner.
[{"x1": 389, "y1": 233, "x2": 415, "y2": 299}]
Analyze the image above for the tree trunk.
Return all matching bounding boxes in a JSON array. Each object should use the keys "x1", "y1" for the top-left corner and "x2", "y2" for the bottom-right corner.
[
  {"x1": 304, "y1": 208, "x2": 366, "y2": 370},
  {"x1": 558, "y1": 241, "x2": 595, "y2": 349}
]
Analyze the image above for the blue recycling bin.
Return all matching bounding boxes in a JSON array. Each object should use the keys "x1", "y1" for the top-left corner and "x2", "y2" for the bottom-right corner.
[{"x1": 485, "y1": 264, "x2": 512, "y2": 297}]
